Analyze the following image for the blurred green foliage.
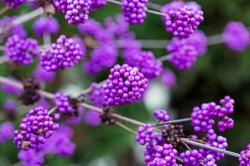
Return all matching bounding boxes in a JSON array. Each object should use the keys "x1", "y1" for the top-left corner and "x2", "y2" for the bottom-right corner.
[{"x1": 1, "y1": 0, "x2": 250, "y2": 165}]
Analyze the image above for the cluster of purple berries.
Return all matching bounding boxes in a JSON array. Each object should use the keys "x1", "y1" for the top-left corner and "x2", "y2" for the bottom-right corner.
[
  {"x1": 33, "y1": 16, "x2": 60, "y2": 36},
  {"x1": 40, "y1": 35, "x2": 84, "y2": 72},
  {"x1": 103, "y1": 64, "x2": 148, "y2": 106},
  {"x1": 53, "y1": 0, "x2": 92, "y2": 24},
  {"x1": 145, "y1": 143, "x2": 178, "y2": 166},
  {"x1": 161, "y1": 1, "x2": 204, "y2": 38},
  {"x1": 239, "y1": 144, "x2": 250, "y2": 166},
  {"x1": 191, "y1": 96, "x2": 235, "y2": 133},
  {"x1": 122, "y1": 0, "x2": 148, "y2": 24},
  {"x1": 54, "y1": 92, "x2": 74, "y2": 114},
  {"x1": 153, "y1": 109, "x2": 170, "y2": 122},
  {"x1": 167, "y1": 37, "x2": 199, "y2": 70},
  {"x1": 84, "y1": 42, "x2": 117, "y2": 74},
  {"x1": 135, "y1": 123, "x2": 154, "y2": 145},
  {"x1": 222, "y1": 21, "x2": 250, "y2": 52},
  {"x1": 13, "y1": 107, "x2": 59, "y2": 150},
  {"x1": 4, "y1": 35, "x2": 40, "y2": 65}
]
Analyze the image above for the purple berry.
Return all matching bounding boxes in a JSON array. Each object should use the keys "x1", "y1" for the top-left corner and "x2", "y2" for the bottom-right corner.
[
  {"x1": 122, "y1": 0, "x2": 148, "y2": 24},
  {"x1": 239, "y1": 144, "x2": 250, "y2": 166},
  {"x1": 54, "y1": 92, "x2": 74, "y2": 114},
  {"x1": 161, "y1": 1, "x2": 204, "y2": 38},
  {"x1": 40, "y1": 35, "x2": 84, "y2": 72},
  {"x1": 153, "y1": 109, "x2": 170, "y2": 122},
  {"x1": 103, "y1": 64, "x2": 148, "y2": 106},
  {"x1": 13, "y1": 106, "x2": 59, "y2": 150},
  {"x1": 222, "y1": 21, "x2": 250, "y2": 52},
  {"x1": 167, "y1": 37, "x2": 199, "y2": 70},
  {"x1": 33, "y1": 16, "x2": 60, "y2": 36},
  {"x1": 4, "y1": 35, "x2": 40, "y2": 65}
]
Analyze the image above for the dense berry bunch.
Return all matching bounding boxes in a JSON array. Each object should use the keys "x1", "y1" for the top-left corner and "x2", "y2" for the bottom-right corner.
[
  {"x1": 84, "y1": 42, "x2": 117, "y2": 74},
  {"x1": 161, "y1": 1, "x2": 204, "y2": 38},
  {"x1": 161, "y1": 69, "x2": 176, "y2": 88},
  {"x1": 0, "y1": 122, "x2": 14, "y2": 143},
  {"x1": 126, "y1": 51, "x2": 163, "y2": 80},
  {"x1": 4, "y1": 35, "x2": 40, "y2": 65},
  {"x1": 167, "y1": 37, "x2": 199, "y2": 70},
  {"x1": 191, "y1": 96, "x2": 235, "y2": 133},
  {"x1": 2, "y1": 0, "x2": 25, "y2": 8},
  {"x1": 144, "y1": 143, "x2": 178, "y2": 166},
  {"x1": 0, "y1": 16, "x2": 26, "y2": 38},
  {"x1": 122, "y1": 0, "x2": 148, "y2": 24},
  {"x1": 103, "y1": 64, "x2": 148, "y2": 106},
  {"x1": 135, "y1": 123, "x2": 154, "y2": 145},
  {"x1": 40, "y1": 35, "x2": 84, "y2": 72},
  {"x1": 33, "y1": 16, "x2": 59, "y2": 36},
  {"x1": 54, "y1": 92, "x2": 74, "y2": 114},
  {"x1": 180, "y1": 150, "x2": 203, "y2": 166},
  {"x1": 153, "y1": 109, "x2": 170, "y2": 122},
  {"x1": 222, "y1": 21, "x2": 250, "y2": 52},
  {"x1": 239, "y1": 144, "x2": 250, "y2": 166},
  {"x1": 200, "y1": 135, "x2": 228, "y2": 161},
  {"x1": 13, "y1": 107, "x2": 59, "y2": 150},
  {"x1": 53, "y1": 0, "x2": 67, "y2": 13},
  {"x1": 65, "y1": 0, "x2": 92, "y2": 24}
]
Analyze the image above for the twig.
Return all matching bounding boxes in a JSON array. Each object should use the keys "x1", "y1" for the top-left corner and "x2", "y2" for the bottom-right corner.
[
  {"x1": 43, "y1": 33, "x2": 51, "y2": 51},
  {"x1": 0, "y1": 7, "x2": 45, "y2": 34},
  {"x1": 158, "y1": 54, "x2": 170, "y2": 61},
  {"x1": 115, "y1": 121, "x2": 136, "y2": 134},
  {"x1": 180, "y1": 138, "x2": 240, "y2": 158},
  {"x1": 0, "y1": 6, "x2": 11, "y2": 16},
  {"x1": 147, "y1": 2, "x2": 162, "y2": 11},
  {"x1": 153, "y1": 118, "x2": 192, "y2": 127},
  {"x1": 48, "y1": 107, "x2": 57, "y2": 115}
]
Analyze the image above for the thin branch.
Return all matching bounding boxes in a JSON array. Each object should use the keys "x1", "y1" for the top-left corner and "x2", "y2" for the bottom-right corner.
[
  {"x1": 0, "y1": 6, "x2": 11, "y2": 16},
  {"x1": 43, "y1": 33, "x2": 51, "y2": 51},
  {"x1": 153, "y1": 118, "x2": 192, "y2": 127},
  {"x1": 180, "y1": 138, "x2": 240, "y2": 158},
  {"x1": 78, "y1": 80, "x2": 106, "y2": 97},
  {"x1": 0, "y1": 7, "x2": 45, "y2": 34},
  {"x1": 48, "y1": 107, "x2": 57, "y2": 115},
  {"x1": 115, "y1": 121, "x2": 136, "y2": 134},
  {"x1": 147, "y1": 2, "x2": 162, "y2": 11},
  {"x1": 158, "y1": 54, "x2": 170, "y2": 61}
]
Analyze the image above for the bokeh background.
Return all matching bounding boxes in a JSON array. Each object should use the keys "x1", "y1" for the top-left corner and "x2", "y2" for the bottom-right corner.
[{"x1": 1, "y1": 0, "x2": 250, "y2": 165}]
